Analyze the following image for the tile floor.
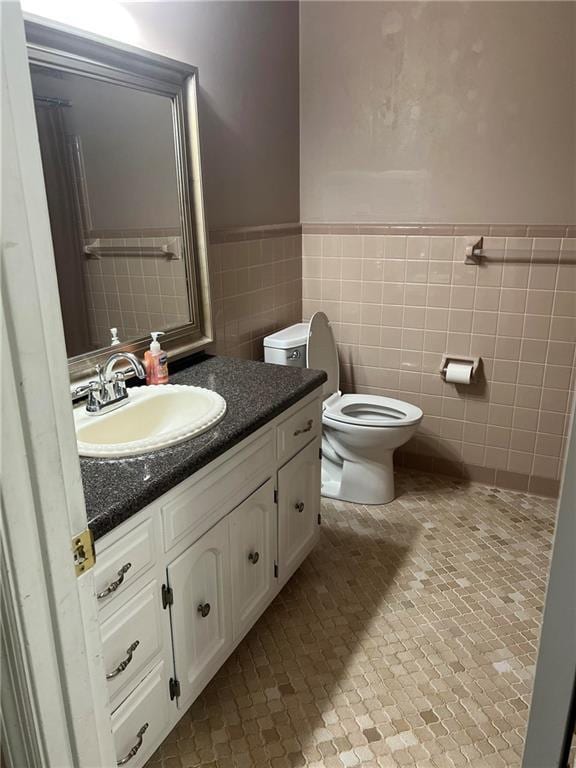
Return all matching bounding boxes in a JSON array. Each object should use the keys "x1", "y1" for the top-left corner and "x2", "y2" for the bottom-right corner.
[{"x1": 146, "y1": 471, "x2": 557, "y2": 768}]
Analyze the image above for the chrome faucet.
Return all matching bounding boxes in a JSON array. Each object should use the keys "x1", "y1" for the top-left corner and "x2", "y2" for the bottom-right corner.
[{"x1": 72, "y1": 352, "x2": 146, "y2": 415}]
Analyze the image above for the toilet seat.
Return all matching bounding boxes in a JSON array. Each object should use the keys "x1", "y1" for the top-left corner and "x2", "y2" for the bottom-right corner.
[
  {"x1": 323, "y1": 393, "x2": 422, "y2": 428},
  {"x1": 306, "y1": 311, "x2": 340, "y2": 400},
  {"x1": 306, "y1": 311, "x2": 423, "y2": 429}
]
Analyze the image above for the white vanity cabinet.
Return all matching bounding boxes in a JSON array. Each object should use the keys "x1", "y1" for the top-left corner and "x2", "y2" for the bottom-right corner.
[
  {"x1": 168, "y1": 479, "x2": 277, "y2": 711},
  {"x1": 93, "y1": 388, "x2": 322, "y2": 767}
]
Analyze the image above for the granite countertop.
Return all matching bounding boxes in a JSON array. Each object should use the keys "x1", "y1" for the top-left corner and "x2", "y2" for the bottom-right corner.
[{"x1": 81, "y1": 354, "x2": 326, "y2": 541}]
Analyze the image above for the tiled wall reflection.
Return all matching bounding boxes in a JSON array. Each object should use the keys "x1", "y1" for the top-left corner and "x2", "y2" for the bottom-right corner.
[
  {"x1": 209, "y1": 234, "x2": 302, "y2": 359},
  {"x1": 303, "y1": 233, "x2": 575, "y2": 494},
  {"x1": 83, "y1": 235, "x2": 189, "y2": 349}
]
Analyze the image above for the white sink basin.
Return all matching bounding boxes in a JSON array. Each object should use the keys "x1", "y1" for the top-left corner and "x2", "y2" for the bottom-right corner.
[{"x1": 74, "y1": 384, "x2": 226, "y2": 458}]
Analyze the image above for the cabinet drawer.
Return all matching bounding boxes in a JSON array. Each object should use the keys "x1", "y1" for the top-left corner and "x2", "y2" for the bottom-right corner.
[
  {"x1": 111, "y1": 660, "x2": 169, "y2": 768},
  {"x1": 94, "y1": 517, "x2": 156, "y2": 610},
  {"x1": 277, "y1": 397, "x2": 321, "y2": 465},
  {"x1": 101, "y1": 580, "x2": 163, "y2": 709},
  {"x1": 162, "y1": 430, "x2": 274, "y2": 550}
]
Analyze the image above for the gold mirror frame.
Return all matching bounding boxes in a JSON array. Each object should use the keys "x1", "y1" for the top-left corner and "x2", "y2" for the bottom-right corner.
[{"x1": 25, "y1": 18, "x2": 213, "y2": 383}]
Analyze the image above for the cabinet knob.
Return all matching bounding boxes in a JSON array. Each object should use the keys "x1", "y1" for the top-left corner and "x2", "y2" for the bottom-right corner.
[
  {"x1": 248, "y1": 551, "x2": 260, "y2": 565},
  {"x1": 294, "y1": 501, "x2": 305, "y2": 513},
  {"x1": 197, "y1": 602, "x2": 211, "y2": 618}
]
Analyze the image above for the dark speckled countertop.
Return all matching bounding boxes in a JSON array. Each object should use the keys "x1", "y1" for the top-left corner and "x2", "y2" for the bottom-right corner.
[{"x1": 81, "y1": 355, "x2": 326, "y2": 541}]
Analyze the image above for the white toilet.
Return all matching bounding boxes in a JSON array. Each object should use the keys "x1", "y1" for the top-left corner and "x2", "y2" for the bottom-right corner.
[{"x1": 264, "y1": 312, "x2": 423, "y2": 504}]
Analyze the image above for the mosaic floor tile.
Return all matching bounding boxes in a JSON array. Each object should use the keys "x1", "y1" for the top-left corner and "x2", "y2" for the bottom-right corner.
[{"x1": 146, "y1": 470, "x2": 557, "y2": 768}]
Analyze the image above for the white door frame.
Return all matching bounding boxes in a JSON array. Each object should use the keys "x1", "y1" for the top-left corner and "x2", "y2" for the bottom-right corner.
[
  {"x1": 1, "y1": 2, "x2": 115, "y2": 765},
  {"x1": 522, "y1": 403, "x2": 576, "y2": 768}
]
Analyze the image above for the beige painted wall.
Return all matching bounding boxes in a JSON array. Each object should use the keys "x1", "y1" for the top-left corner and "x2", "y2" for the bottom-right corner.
[
  {"x1": 120, "y1": 0, "x2": 300, "y2": 229},
  {"x1": 301, "y1": 1, "x2": 575, "y2": 224},
  {"x1": 29, "y1": 1, "x2": 300, "y2": 230}
]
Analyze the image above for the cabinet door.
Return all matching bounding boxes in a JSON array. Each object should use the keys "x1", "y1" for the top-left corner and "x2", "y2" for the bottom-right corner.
[
  {"x1": 167, "y1": 516, "x2": 232, "y2": 708},
  {"x1": 230, "y1": 480, "x2": 276, "y2": 640},
  {"x1": 278, "y1": 438, "x2": 321, "y2": 580}
]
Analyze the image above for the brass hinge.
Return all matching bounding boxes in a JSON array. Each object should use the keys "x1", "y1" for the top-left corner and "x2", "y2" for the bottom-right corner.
[
  {"x1": 162, "y1": 584, "x2": 173, "y2": 609},
  {"x1": 169, "y1": 677, "x2": 180, "y2": 701},
  {"x1": 72, "y1": 529, "x2": 95, "y2": 576}
]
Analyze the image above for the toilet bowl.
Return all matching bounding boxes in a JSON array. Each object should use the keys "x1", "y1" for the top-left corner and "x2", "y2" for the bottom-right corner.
[{"x1": 264, "y1": 313, "x2": 423, "y2": 504}]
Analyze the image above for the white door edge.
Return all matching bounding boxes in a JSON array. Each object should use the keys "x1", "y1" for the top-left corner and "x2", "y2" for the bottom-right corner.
[{"x1": 1, "y1": 3, "x2": 114, "y2": 766}]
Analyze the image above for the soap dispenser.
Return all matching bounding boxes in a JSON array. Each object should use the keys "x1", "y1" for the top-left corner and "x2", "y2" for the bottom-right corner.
[{"x1": 144, "y1": 331, "x2": 169, "y2": 385}]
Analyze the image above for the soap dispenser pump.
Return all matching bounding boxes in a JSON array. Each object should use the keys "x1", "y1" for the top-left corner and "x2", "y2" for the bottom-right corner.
[{"x1": 144, "y1": 331, "x2": 169, "y2": 385}]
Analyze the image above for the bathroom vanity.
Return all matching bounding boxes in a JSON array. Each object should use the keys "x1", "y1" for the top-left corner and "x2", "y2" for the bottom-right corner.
[
  {"x1": 24, "y1": 21, "x2": 327, "y2": 766},
  {"x1": 82, "y1": 355, "x2": 326, "y2": 767}
]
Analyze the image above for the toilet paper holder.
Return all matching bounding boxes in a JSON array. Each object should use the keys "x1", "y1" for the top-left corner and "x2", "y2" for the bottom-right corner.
[{"x1": 440, "y1": 354, "x2": 481, "y2": 382}]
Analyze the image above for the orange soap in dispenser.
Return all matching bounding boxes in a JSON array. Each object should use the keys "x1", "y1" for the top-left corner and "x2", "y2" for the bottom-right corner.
[{"x1": 145, "y1": 331, "x2": 169, "y2": 385}]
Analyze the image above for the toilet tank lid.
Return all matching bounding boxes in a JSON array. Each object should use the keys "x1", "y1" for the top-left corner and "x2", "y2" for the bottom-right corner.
[{"x1": 263, "y1": 323, "x2": 308, "y2": 349}]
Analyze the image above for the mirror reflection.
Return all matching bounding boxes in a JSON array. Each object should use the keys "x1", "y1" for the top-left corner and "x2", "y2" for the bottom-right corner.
[{"x1": 30, "y1": 66, "x2": 191, "y2": 357}]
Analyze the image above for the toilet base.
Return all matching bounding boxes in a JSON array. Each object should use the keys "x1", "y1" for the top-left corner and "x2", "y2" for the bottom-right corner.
[{"x1": 321, "y1": 450, "x2": 396, "y2": 505}]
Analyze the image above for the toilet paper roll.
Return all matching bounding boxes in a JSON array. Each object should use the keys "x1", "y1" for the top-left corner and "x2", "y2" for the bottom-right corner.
[{"x1": 445, "y1": 361, "x2": 473, "y2": 384}]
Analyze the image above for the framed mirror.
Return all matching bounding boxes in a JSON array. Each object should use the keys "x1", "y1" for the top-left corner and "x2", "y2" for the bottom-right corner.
[{"x1": 25, "y1": 19, "x2": 213, "y2": 382}]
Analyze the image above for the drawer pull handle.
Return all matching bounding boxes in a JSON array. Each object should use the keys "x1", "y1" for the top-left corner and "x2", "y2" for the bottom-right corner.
[
  {"x1": 197, "y1": 602, "x2": 211, "y2": 618},
  {"x1": 117, "y1": 723, "x2": 148, "y2": 765},
  {"x1": 106, "y1": 641, "x2": 139, "y2": 680},
  {"x1": 97, "y1": 563, "x2": 131, "y2": 600},
  {"x1": 295, "y1": 501, "x2": 305, "y2": 514},
  {"x1": 293, "y1": 419, "x2": 313, "y2": 437},
  {"x1": 248, "y1": 551, "x2": 260, "y2": 565}
]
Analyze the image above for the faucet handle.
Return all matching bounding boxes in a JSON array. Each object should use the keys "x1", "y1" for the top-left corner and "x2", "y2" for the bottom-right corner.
[
  {"x1": 71, "y1": 381, "x2": 97, "y2": 401},
  {"x1": 86, "y1": 385, "x2": 102, "y2": 413},
  {"x1": 71, "y1": 380, "x2": 102, "y2": 413}
]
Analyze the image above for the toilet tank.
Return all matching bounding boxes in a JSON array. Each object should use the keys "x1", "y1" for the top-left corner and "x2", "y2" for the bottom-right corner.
[{"x1": 263, "y1": 323, "x2": 308, "y2": 367}]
